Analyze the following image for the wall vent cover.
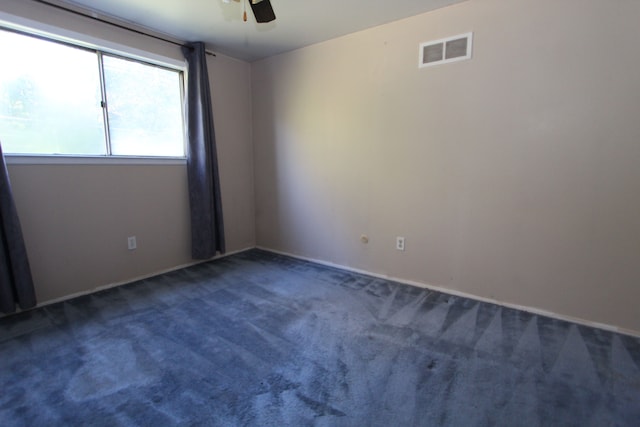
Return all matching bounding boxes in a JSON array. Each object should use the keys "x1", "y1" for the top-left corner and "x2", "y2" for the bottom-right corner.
[{"x1": 419, "y1": 32, "x2": 473, "y2": 68}]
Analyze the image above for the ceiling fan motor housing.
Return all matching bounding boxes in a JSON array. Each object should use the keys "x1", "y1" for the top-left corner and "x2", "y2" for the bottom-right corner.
[{"x1": 249, "y1": 0, "x2": 276, "y2": 23}]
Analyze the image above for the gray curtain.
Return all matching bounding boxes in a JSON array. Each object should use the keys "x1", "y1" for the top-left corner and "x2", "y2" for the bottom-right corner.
[
  {"x1": 0, "y1": 141, "x2": 36, "y2": 313},
  {"x1": 181, "y1": 42, "x2": 225, "y2": 259}
]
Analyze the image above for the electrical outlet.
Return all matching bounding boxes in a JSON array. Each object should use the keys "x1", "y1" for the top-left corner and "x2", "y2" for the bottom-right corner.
[
  {"x1": 127, "y1": 236, "x2": 137, "y2": 250},
  {"x1": 396, "y1": 236, "x2": 405, "y2": 251}
]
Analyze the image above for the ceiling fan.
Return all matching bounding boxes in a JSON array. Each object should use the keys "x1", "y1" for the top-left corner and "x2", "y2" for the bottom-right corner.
[{"x1": 222, "y1": 0, "x2": 276, "y2": 23}]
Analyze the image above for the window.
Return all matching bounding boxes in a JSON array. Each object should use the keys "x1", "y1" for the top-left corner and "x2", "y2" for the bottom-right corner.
[
  {"x1": 419, "y1": 33, "x2": 473, "y2": 68},
  {"x1": 0, "y1": 28, "x2": 185, "y2": 157}
]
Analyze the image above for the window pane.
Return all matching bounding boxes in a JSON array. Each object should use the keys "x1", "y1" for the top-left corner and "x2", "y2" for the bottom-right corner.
[
  {"x1": 103, "y1": 55, "x2": 184, "y2": 157},
  {"x1": 0, "y1": 30, "x2": 106, "y2": 155}
]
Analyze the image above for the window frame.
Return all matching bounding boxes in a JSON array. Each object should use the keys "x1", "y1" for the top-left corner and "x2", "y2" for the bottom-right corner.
[{"x1": 0, "y1": 25, "x2": 187, "y2": 162}]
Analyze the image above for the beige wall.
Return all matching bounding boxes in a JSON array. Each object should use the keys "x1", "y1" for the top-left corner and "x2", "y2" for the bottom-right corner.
[
  {"x1": 252, "y1": 0, "x2": 640, "y2": 333},
  {"x1": 2, "y1": 0, "x2": 255, "y2": 303},
  {"x1": 8, "y1": 164, "x2": 192, "y2": 302},
  {"x1": 4, "y1": 0, "x2": 640, "y2": 334}
]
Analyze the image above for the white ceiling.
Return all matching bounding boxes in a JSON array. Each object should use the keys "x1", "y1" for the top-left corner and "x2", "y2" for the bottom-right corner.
[{"x1": 60, "y1": 0, "x2": 467, "y2": 61}]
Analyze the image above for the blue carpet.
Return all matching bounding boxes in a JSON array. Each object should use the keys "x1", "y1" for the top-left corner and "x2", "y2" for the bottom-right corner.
[{"x1": 1, "y1": 249, "x2": 639, "y2": 426}]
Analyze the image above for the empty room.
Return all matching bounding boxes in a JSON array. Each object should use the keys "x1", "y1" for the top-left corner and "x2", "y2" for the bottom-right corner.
[{"x1": 1, "y1": 0, "x2": 639, "y2": 425}]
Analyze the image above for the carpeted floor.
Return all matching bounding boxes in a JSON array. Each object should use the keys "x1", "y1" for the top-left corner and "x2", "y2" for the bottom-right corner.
[{"x1": 1, "y1": 249, "x2": 639, "y2": 426}]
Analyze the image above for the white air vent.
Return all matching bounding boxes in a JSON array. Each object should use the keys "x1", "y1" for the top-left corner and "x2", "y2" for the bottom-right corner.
[{"x1": 419, "y1": 32, "x2": 473, "y2": 68}]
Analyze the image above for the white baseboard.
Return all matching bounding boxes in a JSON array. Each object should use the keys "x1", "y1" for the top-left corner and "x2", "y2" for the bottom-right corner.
[
  {"x1": 2, "y1": 246, "x2": 255, "y2": 317},
  {"x1": 6, "y1": 244, "x2": 639, "y2": 339},
  {"x1": 256, "y1": 246, "x2": 640, "y2": 339}
]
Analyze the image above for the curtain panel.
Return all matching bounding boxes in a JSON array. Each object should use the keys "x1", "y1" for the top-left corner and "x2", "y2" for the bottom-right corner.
[
  {"x1": 181, "y1": 42, "x2": 225, "y2": 259},
  {"x1": 0, "y1": 141, "x2": 36, "y2": 313}
]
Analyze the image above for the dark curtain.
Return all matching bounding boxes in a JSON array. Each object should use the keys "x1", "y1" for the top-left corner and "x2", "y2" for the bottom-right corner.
[
  {"x1": 0, "y1": 141, "x2": 36, "y2": 313},
  {"x1": 181, "y1": 42, "x2": 225, "y2": 259}
]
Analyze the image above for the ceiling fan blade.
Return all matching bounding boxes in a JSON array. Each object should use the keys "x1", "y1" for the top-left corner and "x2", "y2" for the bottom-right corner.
[{"x1": 249, "y1": 0, "x2": 276, "y2": 23}]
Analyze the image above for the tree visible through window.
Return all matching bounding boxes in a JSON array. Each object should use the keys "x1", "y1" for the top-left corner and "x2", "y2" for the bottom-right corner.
[
  {"x1": 0, "y1": 28, "x2": 185, "y2": 157},
  {"x1": 103, "y1": 55, "x2": 184, "y2": 157}
]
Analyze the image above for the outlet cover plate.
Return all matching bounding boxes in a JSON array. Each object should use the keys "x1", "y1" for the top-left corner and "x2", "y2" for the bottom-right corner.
[{"x1": 127, "y1": 236, "x2": 137, "y2": 250}]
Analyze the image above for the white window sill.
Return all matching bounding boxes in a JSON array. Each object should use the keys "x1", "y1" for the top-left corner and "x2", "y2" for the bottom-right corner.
[{"x1": 4, "y1": 155, "x2": 187, "y2": 166}]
